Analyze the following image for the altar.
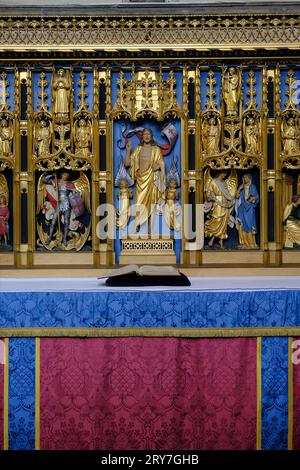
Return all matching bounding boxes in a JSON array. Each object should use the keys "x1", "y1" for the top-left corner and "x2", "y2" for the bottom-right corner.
[
  {"x1": 0, "y1": 276, "x2": 300, "y2": 450},
  {"x1": 2, "y1": 0, "x2": 300, "y2": 454}
]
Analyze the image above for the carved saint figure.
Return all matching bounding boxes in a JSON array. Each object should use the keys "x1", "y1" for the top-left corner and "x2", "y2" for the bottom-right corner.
[
  {"x1": 52, "y1": 69, "x2": 71, "y2": 124},
  {"x1": 0, "y1": 194, "x2": 9, "y2": 245},
  {"x1": 222, "y1": 67, "x2": 241, "y2": 117},
  {"x1": 235, "y1": 174, "x2": 259, "y2": 249},
  {"x1": 34, "y1": 120, "x2": 51, "y2": 156},
  {"x1": 74, "y1": 119, "x2": 92, "y2": 157},
  {"x1": 204, "y1": 168, "x2": 237, "y2": 248},
  {"x1": 202, "y1": 117, "x2": 221, "y2": 155},
  {"x1": 282, "y1": 117, "x2": 300, "y2": 155},
  {"x1": 283, "y1": 195, "x2": 300, "y2": 247},
  {"x1": 244, "y1": 117, "x2": 260, "y2": 154},
  {"x1": 0, "y1": 119, "x2": 13, "y2": 156},
  {"x1": 38, "y1": 172, "x2": 90, "y2": 248},
  {"x1": 125, "y1": 128, "x2": 166, "y2": 230},
  {"x1": 43, "y1": 172, "x2": 76, "y2": 246}
]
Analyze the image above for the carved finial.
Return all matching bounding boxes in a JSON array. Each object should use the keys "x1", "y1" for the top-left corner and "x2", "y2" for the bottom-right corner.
[
  {"x1": 37, "y1": 72, "x2": 49, "y2": 112},
  {"x1": 246, "y1": 69, "x2": 257, "y2": 110},
  {"x1": 0, "y1": 71, "x2": 10, "y2": 111},
  {"x1": 205, "y1": 70, "x2": 217, "y2": 110},
  {"x1": 77, "y1": 70, "x2": 88, "y2": 111},
  {"x1": 284, "y1": 69, "x2": 297, "y2": 109}
]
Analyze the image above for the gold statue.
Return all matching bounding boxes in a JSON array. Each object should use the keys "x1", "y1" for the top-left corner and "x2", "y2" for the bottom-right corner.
[
  {"x1": 283, "y1": 195, "x2": 300, "y2": 247},
  {"x1": 74, "y1": 119, "x2": 92, "y2": 158},
  {"x1": 202, "y1": 117, "x2": 221, "y2": 155},
  {"x1": 204, "y1": 168, "x2": 237, "y2": 248},
  {"x1": 34, "y1": 119, "x2": 52, "y2": 156},
  {"x1": 243, "y1": 117, "x2": 260, "y2": 154},
  {"x1": 115, "y1": 158, "x2": 134, "y2": 229},
  {"x1": 222, "y1": 67, "x2": 241, "y2": 117},
  {"x1": 0, "y1": 118, "x2": 13, "y2": 156},
  {"x1": 281, "y1": 117, "x2": 300, "y2": 155},
  {"x1": 52, "y1": 69, "x2": 71, "y2": 124},
  {"x1": 124, "y1": 128, "x2": 166, "y2": 230},
  {"x1": 116, "y1": 179, "x2": 133, "y2": 229},
  {"x1": 164, "y1": 179, "x2": 180, "y2": 231}
]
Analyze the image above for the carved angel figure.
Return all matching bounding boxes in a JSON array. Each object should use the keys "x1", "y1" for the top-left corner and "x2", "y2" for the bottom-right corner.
[
  {"x1": 36, "y1": 171, "x2": 91, "y2": 251},
  {"x1": 0, "y1": 118, "x2": 13, "y2": 156},
  {"x1": 34, "y1": 119, "x2": 52, "y2": 156},
  {"x1": 163, "y1": 158, "x2": 181, "y2": 231},
  {"x1": 243, "y1": 116, "x2": 260, "y2": 154},
  {"x1": 204, "y1": 168, "x2": 237, "y2": 248},
  {"x1": 283, "y1": 194, "x2": 300, "y2": 248},
  {"x1": 202, "y1": 116, "x2": 221, "y2": 155},
  {"x1": 115, "y1": 158, "x2": 134, "y2": 229},
  {"x1": 74, "y1": 119, "x2": 92, "y2": 158},
  {"x1": 281, "y1": 117, "x2": 300, "y2": 155},
  {"x1": 52, "y1": 69, "x2": 71, "y2": 124},
  {"x1": 164, "y1": 179, "x2": 181, "y2": 231},
  {"x1": 222, "y1": 67, "x2": 241, "y2": 117}
]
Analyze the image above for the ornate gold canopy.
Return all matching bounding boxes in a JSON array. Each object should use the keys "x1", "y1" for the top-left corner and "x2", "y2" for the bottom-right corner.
[
  {"x1": 111, "y1": 69, "x2": 181, "y2": 121},
  {"x1": 0, "y1": 14, "x2": 299, "y2": 53}
]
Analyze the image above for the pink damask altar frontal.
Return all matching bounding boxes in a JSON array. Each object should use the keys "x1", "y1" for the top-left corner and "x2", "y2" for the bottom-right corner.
[
  {"x1": 40, "y1": 337, "x2": 257, "y2": 450},
  {"x1": 293, "y1": 338, "x2": 300, "y2": 449},
  {"x1": 0, "y1": 339, "x2": 4, "y2": 451}
]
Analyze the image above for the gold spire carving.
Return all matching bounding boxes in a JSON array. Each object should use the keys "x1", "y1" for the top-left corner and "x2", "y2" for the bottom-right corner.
[
  {"x1": 284, "y1": 69, "x2": 297, "y2": 110},
  {"x1": 37, "y1": 72, "x2": 49, "y2": 112},
  {"x1": 205, "y1": 70, "x2": 217, "y2": 111},
  {"x1": 246, "y1": 70, "x2": 257, "y2": 110},
  {"x1": 0, "y1": 72, "x2": 10, "y2": 112},
  {"x1": 77, "y1": 71, "x2": 89, "y2": 111},
  {"x1": 111, "y1": 68, "x2": 182, "y2": 121}
]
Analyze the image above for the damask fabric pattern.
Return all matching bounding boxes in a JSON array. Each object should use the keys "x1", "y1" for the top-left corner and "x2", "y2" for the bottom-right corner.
[
  {"x1": 40, "y1": 337, "x2": 257, "y2": 450},
  {"x1": 8, "y1": 338, "x2": 35, "y2": 450},
  {"x1": 1, "y1": 290, "x2": 300, "y2": 328},
  {"x1": 293, "y1": 337, "x2": 300, "y2": 449},
  {"x1": 262, "y1": 337, "x2": 288, "y2": 450},
  {"x1": 0, "y1": 339, "x2": 4, "y2": 451}
]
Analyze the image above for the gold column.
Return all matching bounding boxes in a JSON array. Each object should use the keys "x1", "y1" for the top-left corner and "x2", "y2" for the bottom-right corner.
[
  {"x1": 69, "y1": 66, "x2": 74, "y2": 155},
  {"x1": 195, "y1": 65, "x2": 202, "y2": 265},
  {"x1": 105, "y1": 68, "x2": 114, "y2": 265},
  {"x1": 26, "y1": 68, "x2": 34, "y2": 267},
  {"x1": 13, "y1": 68, "x2": 21, "y2": 267},
  {"x1": 261, "y1": 66, "x2": 269, "y2": 264},
  {"x1": 92, "y1": 68, "x2": 100, "y2": 267},
  {"x1": 274, "y1": 66, "x2": 282, "y2": 265},
  {"x1": 181, "y1": 66, "x2": 189, "y2": 265}
]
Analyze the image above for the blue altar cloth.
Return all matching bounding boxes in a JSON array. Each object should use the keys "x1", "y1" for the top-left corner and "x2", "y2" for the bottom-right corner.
[
  {"x1": 1, "y1": 276, "x2": 299, "y2": 450},
  {"x1": 0, "y1": 277, "x2": 300, "y2": 329}
]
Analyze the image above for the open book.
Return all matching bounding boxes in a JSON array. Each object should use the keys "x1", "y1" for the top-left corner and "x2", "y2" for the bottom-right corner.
[
  {"x1": 99, "y1": 265, "x2": 190, "y2": 287},
  {"x1": 101, "y1": 265, "x2": 180, "y2": 279}
]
